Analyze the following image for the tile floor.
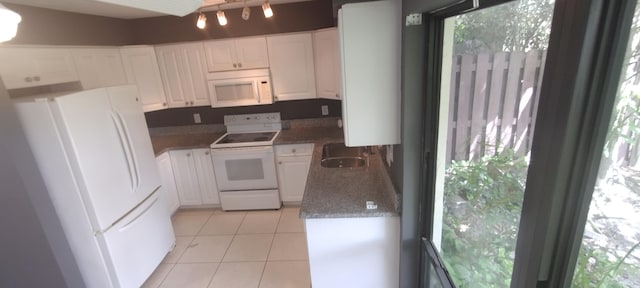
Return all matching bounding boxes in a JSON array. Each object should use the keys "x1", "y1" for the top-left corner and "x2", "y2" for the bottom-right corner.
[{"x1": 142, "y1": 207, "x2": 310, "y2": 288}]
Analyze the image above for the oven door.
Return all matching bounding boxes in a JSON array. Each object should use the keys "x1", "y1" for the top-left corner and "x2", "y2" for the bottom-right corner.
[{"x1": 211, "y1": 146, "x2": 278, "y2": 191}]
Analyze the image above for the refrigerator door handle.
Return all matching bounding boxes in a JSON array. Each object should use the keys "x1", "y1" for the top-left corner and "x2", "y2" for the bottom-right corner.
[
  {"x1": 110, "y1": 112, "x2": 138, "y2": 192},
  {"x1": 114, "y1": 111, "x2": 141, "y2": 191},
  {"x1": 118, "y1": 194, "x2": 159, "y2": 232}
]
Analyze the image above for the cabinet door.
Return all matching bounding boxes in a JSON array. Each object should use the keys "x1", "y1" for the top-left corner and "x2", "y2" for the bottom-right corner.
[
  {"x1": 235, "y1": 37, "x2": 269, "y2": 70},
  {"x1": 192, "y1": 149, "x2": 220, "y2": 205},
  {"x1": 156, "y1": 152, "x2": 180, "y2": 214},
  {"x1": 0, "y1": 47, "x2": 79, "y2": 89},
  {"x1": 183, "y1": 44, "x2": 210, "y2": 106},
  {"x1": 267, "y1": 33, "x2": 317, "y2": 101},
  {"x1": 339, "y1": 0, "x2": 401, "y2": 146},
  {"x1": 120, "y1": 46, "x2": 168, "y2": 112},
  {"x1": 313, "y1": 28, "x2": 342, "y2": 100},
  {"x1": 276, "y1": 155, "x2": 312, "y2": 202},
  {"x1": 72, "y1": 48, "x2": 127, "y2": 89},
  {"x1": 204, "y1": 40, "x2": 238, "y2": 72},
  {"x1": 156, "y1": 43, "x2": 209, "y2": 108},
  {"x1": 169, "y1": 150, "x2": 202, "y2": 205}
]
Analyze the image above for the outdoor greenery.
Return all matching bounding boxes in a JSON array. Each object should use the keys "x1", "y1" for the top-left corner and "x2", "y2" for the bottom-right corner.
[
  {"x1": 441, "y1": 149, "x2": 527, "y2": 287},
  {"x1": 454, "y1": 0, "x2": 554, "y2": 54}
]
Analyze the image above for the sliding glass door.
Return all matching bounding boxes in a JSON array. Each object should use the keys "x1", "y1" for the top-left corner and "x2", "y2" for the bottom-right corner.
[{"x1": 416, "y1": 0, "x2": 638, "y2": 287}]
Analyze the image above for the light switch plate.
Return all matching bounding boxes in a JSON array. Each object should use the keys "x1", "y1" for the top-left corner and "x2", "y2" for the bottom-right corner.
[{"x1": 193, "y1": 113, "x2": 201, "y2": 124}]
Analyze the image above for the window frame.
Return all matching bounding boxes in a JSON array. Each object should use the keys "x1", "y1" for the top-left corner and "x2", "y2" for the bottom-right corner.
[{"x1": 401, "y1": 0, "x2": 638, "y2": 287}]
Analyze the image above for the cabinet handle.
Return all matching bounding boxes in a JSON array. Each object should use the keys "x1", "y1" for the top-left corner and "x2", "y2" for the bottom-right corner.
[
  {"x1": 24, "y1": 77, "x2": 33, "y2": 83},
  {"x1": 205, "y1": 151, "x2": 210, "y2": 155},
  {"x1": 191, "y1": 101, "x2": 194, "y2": 105},
  {"x1": 163, "y1": 102, "x2": 167, "y2": 107},
  {"x1": 186, "y1": 153, "x2": 191, "y2": 157},
  {"x1": 238, "y1": 63, "x2": 242, "y2": 68},
  {"x1": 335, "y1": 93, "x2": 339, "y2": 98},
  {"x1": 292, "y1": 149, "x2": 297, "y2": 153},
  {"x1": 34, "y1": 76, "x2": 41, "y2": 81},
  {"x1": 233, "y1": 63, "x2": 237, "y2": 68},
  {"x1": 278, "y1": 161, "x2": 282, "y2": 165},
  {"x1": 185, "y1": 101, "x2": 189, "y2": 106}
]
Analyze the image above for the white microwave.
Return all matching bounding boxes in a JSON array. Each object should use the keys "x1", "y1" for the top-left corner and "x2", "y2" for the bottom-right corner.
[{"x1": 207, "y1": 68, "x2": 273, "y2": 108}]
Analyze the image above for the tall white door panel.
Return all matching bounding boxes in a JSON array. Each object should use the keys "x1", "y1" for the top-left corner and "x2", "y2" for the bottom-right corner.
[
  {"x1": 107, "y1": 85, "x2": 161, "y2": 201},
  {"x1": 52, "y1": 89, "x2": 141, "y2": 230}
]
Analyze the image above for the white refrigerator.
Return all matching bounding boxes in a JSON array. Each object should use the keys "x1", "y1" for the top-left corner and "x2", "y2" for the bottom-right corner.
[{"x1": 14, "y1": 85, "x2": 175, "y2": 288}]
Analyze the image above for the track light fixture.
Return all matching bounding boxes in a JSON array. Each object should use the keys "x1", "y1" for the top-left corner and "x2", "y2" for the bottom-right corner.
[
  {"x1": 217, "y1": 5, "x2": 227, "y2": 26},
  {"x1": 196, "y1": 12, "x2": 207, "y2": 29},
  {"x1": 242, "y1": 0, "x2": 250, "y2": 20},
  {"x1": 262, "y1": 0, "x2": 273, "y2": 18}
]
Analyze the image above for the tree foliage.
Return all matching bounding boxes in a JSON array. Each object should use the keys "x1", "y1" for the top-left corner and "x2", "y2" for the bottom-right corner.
[{"x1": 454, "y1": 0, "x2": 555, "y2": 54}]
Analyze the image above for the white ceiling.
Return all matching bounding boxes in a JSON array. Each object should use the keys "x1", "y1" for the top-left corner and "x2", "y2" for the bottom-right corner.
[{"x1": 1, "y1": 0, "x2": 311, "y2": 19}]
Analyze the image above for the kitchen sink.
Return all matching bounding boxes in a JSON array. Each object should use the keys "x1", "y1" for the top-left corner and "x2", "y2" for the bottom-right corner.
[{"x1": 321, "y1": 143, "x2": 368, "y2": 168}]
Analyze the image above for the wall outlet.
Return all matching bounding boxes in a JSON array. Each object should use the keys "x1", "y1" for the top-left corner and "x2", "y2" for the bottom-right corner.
[
  {"x1": 193, "y1": 113, "x2": 201, "y2": 124},
  {"x1": 321, "y1": 105, "x2": 329, "y2": 116},
  {"x1": 366, "y1": 201, "x2": 378, "y2": 210},
  {"x1": 405, "y1": 13, "x2": 422, "y2": 26}
]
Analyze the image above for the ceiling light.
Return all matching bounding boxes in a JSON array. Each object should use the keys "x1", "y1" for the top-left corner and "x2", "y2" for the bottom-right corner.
[
  {"x1": 0, "y1": 4, "x2": 21, "y2": 43},
  {"x1": 217, "y1": 7, "x2": 227, "y2": 26},
  {"x1": 196, "y1": 12, "x2": 207, "y2": 29},
  {"x1": 262, "y1": 1, "x2": 273, "y2": 18},
  {"x1": 242, "y1": 1, "x2": 250, "y2": 21}
]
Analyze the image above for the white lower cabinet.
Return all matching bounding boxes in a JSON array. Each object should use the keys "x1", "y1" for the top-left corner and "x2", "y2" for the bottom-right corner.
[
  {"x1": 156, "y1": 152, "x2": 180, "y2": 215},
  {"x1": 305, "y1": 217, "x2": 400, "y2": 288},
  {"x1": 169, "y1": 148, "x2": 220, "y2": 207},
  {"x1": 275, "y1": 144, "x2": 313, "y2": 203}
]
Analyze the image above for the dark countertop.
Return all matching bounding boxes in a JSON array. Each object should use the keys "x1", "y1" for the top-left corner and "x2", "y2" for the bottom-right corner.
[
  {"x1": 276, "y1": 127, "x2": 399, "y2": 219},
  {"x1": 151, "y1": 132, "x2": 224, "y2": 155},
  {"x1": 150, "y1": 126, "x2": 399, "y2": 219}
]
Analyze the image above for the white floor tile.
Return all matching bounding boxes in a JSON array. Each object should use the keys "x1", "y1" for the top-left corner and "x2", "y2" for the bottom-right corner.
[
  {"x1": 172, "y1": 210, "x2": 214, "y2": 236},
  {"x1": 142, "y1": 263, "x2": 174, "y2": 288},
  {"x1": 223, "y1": 234, "x2": 274, "y2": 262},
  {"x1": 259, "y1": 261, "x2": 311, "y2": 288},
  {"x1": 207, "y1": 262, "x2": 265, "y2": 288},
  {"x1": 276, "y1": 209, "x2": 305, "y2": 233},
  {"x1": 199, "y1": 212, "x2": 246, "y2": 235},
  {"x1": 237, "y1": 211, "x2": 281, "y2": 234},
  {"x1": 178, "y1": 235, "x2": 234, "y2": 263},
  {"x1": 163, "y1": 236, "x2": 194, "y2": 264},
  {"x1": 160, "y1": 263, "x2": 219, "y2": 288},
  {"x1": 268, "y1": 233, "x2": 308, "y2": 261}
]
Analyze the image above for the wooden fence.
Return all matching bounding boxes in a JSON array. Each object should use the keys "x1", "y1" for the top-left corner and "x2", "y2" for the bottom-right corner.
[{"x1": 446, "y1": 50, "x2": 547, "y2": 162}]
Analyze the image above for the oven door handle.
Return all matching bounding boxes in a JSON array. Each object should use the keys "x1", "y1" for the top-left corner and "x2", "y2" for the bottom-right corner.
[{"x1": 210, "y1": 146, "x2": 274, "y2": 154}]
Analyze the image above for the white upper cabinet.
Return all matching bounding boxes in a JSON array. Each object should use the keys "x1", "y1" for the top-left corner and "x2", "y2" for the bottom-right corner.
[
  {"x1": 71, "y1": 48, "x2": 127, "y2": 90},
  {"x1": 267, "y1": 33, "x2": 317, "y2": 101},
  {"x1": 313, "y1": 28, "x2": 342, "y2": 100},
  {"x1": 204, "y1": 37, "x2": 269, "y2": 72},
  {"x1": 120, "y1": 46, "x2": 168, "y2": 112},
  {"x1": 155, "y1": 42, "x2": 210, "y2": 108},
  {"x1": 339, "y1": 0, "x2": 401, "y2": 146},
  {"x1": 0, "y1": 47, "x2": 79, "y2": 89}
]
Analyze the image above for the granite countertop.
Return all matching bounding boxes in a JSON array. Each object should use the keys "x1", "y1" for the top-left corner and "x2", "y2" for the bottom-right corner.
[
  {"x1": 151, "y1": 132, "x2": 224, "y2": 155},
  {"x1": 150, "y1": 124, "x2": 399, "y2": 219},
  {"x1": 276, "y1": 127, "x2": 399, "y2": 219}
]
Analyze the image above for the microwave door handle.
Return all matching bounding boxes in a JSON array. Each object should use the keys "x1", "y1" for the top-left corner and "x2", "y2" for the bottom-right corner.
[{"x1": 254, "y1": 80, "x2": 261, "y2": 103}]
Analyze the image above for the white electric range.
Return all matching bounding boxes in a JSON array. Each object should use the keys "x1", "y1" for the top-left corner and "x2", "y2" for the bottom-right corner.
[{"x1": 210, "y1": 113, "x2": 282, "y2": 211}]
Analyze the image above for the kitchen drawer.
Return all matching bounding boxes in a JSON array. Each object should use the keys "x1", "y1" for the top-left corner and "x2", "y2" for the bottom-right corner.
[{"x1": 275, "y1": 143, "x2": 314, "y2": 157}]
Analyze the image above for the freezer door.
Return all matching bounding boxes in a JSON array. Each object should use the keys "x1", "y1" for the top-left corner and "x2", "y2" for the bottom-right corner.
[
  {"x1": 53, "y1": 88, "x2": 154, "y2": 230},
  {"x1": 107, "y1": 85, "x2": 161, "y2": 202},
  {"x1": 97, "y1": 191, "x2": 175, "y2": 288}
]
